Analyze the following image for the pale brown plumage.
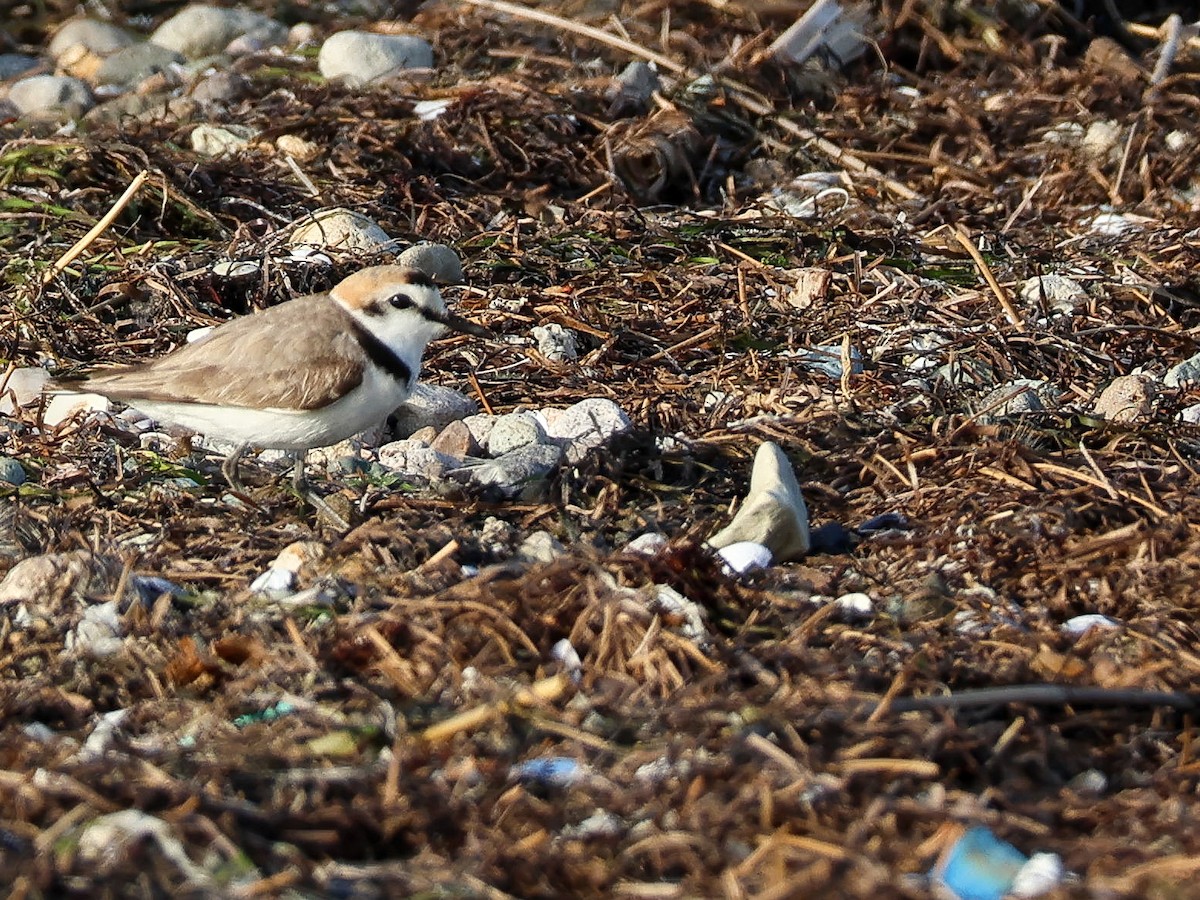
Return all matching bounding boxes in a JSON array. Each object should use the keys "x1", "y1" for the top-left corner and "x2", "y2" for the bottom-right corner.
[{"x1": 77, "y1": 293, "x2": 371, "y2": 412}]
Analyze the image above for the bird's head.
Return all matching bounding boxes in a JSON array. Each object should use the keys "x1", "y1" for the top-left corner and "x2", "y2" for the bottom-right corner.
[{"x1": 332, "y1": 265, "x2": 489, "y2": 360}]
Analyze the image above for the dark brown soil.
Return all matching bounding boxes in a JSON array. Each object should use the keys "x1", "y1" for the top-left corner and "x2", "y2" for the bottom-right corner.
[{"x1": 3, "y1": 2, "x2": 1200, "y2": 897}]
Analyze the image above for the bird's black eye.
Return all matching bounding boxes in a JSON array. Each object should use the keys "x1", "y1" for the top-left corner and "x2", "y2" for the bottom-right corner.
[{"x1": 389, "y1": 293, "x2": 414, "y2": 310}]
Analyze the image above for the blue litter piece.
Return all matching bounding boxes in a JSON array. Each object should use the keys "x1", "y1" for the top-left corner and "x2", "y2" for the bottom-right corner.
[
  {"x1": 933, "y1": 826, "x2": 1029, "y2": 900},
  {"x1": 511, "y1": 757, "x2": 584, "y2": 788}
]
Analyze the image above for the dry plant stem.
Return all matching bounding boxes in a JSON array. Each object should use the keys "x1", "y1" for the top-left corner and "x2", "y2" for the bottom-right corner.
[
  {"x1": 420, "y1": 673, "x2": 570, "y2": 743},
  {"x1": 43, "y1": 169, "x2": 150, "y2": 284},
  {"x1": 462, "y1": 0, "x2": 922, "y2": 203},
  {"x1": 886, "y1": 684, "x2": 1196, "y2": 715},
  {"x1": 952, "y1": 226, "x2": 1025, "y2": 329}
]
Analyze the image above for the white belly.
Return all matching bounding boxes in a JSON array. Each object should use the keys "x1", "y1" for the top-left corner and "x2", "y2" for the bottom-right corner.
[{"x1": 126, "y1": 369, "x2": 411, "y2": 450}]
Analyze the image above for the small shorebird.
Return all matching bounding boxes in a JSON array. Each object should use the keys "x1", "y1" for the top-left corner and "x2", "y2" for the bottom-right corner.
[{"x1": 60, "y1": 264, "x2": 488, "y2": 491}]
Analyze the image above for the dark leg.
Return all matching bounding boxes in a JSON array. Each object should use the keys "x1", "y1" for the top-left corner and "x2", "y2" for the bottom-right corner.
[
  {"x1": 221, "y1": 443, "x2": 249, "y2": 491},
  {"x1": 291, "y1": 451, "x2": 307, "y2": 493}
]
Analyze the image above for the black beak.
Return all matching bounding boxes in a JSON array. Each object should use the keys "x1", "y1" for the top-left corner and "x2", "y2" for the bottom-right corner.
[{"x1": 439, "y1": 310, "x2": 492, "y2": 339}]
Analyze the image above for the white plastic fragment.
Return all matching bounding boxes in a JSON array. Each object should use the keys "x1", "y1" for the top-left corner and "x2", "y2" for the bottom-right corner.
[
  {"x1": 716, "y1": 541, "x2": 772, "y2": 575},
  {"x1": 1010, "y1": 853, "x2": 1066, "y2": 897},
  {"x1": 66, "y1": 601, "x2": 124, "y2": 658}
]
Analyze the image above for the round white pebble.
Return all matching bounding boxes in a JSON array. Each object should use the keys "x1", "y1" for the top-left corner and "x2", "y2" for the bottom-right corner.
[{"x1": 717, "y1": 541, "x2": 773, "y2": 575}]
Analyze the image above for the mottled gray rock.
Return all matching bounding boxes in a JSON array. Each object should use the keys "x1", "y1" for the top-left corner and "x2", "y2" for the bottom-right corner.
[
  {"x1": 606, "y1": 60, "x2": 660, "y2": 114},
  {"x1": 462, "y1": 443, "x2": 563, "y2": 497},
  {"x1": 977, "y1": 379, "x2": 1055, "y2": 422},
  {"x1": 9, "y1": 75, "x2": 93, "y2": 120},
  {"x1": 288, "y1": 208, "x2": 397, "y2": 253},
  {"x1": 190, "y1": 123, "x2": 253, "y2": 156},
  {"x1": 0, "y1": 458, "x2": 26, "y2": 486},
  {"x1": 461, "y1": 413, "x2": 495, "y2": 449},
  {"x1": 1093, "y1": 374, "x2": 1154, "y2": 422},
  {"x1": 541, "y1": 397, "x2": 632, "y2": 463},
  {"x1": 515, "y1": 530, "x2": 565, "y2": 564},
  {"x1": 532, "y1": 323, "x2": 579, "y2": 362},
  {"x1": 96, "y1": 43, "x2": 184, "y2": 87},
  {"x1": 486, "y1": 411, "x2": 547, "y2": 457},
  {"x1": 0, "y1": 54, "x2": 38, "y2": 80},
  {"x1": 318, "y1": 31, "x2": 434, "y2": 86},
  {"x1": 392, "y1": 383, "x2": 477, "y2": 436},
  {"x1": 707, "y1": 442, "x2": 810, "y2": 562},
  {"x1": 1017, "y1": 274, "x2": 1086, "y2": 315},
  {"x1": 189, "y1": 70, "x2": 250, "y2": 105},
  {"x1": 398, "y1": 242, "x2": 463, "y2": 284},
  {"x1": 1165, "y1": 351, "x2": 1200, "y2": 388},
  {"x1": 377, "y1": 440, "x2": 460, "y2": 479},
  {"x1": 150, "y1": 5, "x2": 286, "y2": 59},
  {"x1": 49, "y1": 19, "x2": 136, "y2": 59}
]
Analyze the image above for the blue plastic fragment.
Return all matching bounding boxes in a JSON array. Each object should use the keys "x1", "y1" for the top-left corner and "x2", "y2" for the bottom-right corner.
[
  {"x1": 857, "y1": 512, "x2": 908, "y2": 534},
  {"x1": 933, "y1": 826, "x2": 1029, "y2": 900},
  {"x1": 511, "y1": 757, "x2": 583, "y2": 788}
]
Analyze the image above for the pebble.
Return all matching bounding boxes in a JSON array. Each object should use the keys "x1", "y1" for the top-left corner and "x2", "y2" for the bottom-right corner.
[
  {"x1": 607, "y1": 60, "x2": 660, "y2": 114},
  {"x1": 1164, "y1": 351, "x2": 1200, "y2": 388},
  {"x1": 0, "y1": 54, "x2": 38, "y2": 79},
  {"x1": 318, "y1": 31, "x2": 434, "y2": 86},
  {"x1": 392, "y1": 384, "x2": 477, "y2": 436},
  {"x1": 532, "y1": 323, "x2": 579, "y2": 362},
  {"x1": 188, "y1": 70, "x2": 250, "y2": 105},
  {"x1": 624, "y1": 533, "x2": 668, "y2": 556},
  {"x1": 49, "y1": 19, "x2": 136, "y2": 59},
  {"x1": 43, "y1": 391, "x2": 111, "y2": 427},
  {"x1": 288, "y1": 208, "x2": 397, "y2": 254},
  {"x1": 515, "y1": 530, "x2": 565, "y2": 564},
  {"x1": 95, "y1": 43, "x2": 184, "y2": 88},
  {"x1": 461, "y1": 443, "x2": 562, "y2": 497},
  {"x1": 211, "y1": 259, "x2": 260, "y2": 279},
  {"x1": 0, "y1": 458, "x2": 26, "y2": 486},
  {"x1": 0, "y1": 367, "x2": 49, "y2": 415},
  {"x1": 1092, "y1": 374, "x2": 1154, "y2": 422},
  {"x1": 541, "y1": 397, "x2": 632, "y2": 463},
  {"x1": 485, "y1": 411, "x2": 546, "y2": 457},
  {"x1": 377, "y1": 440, "x2": 460, "y2": 479},
  {"x1": 707, "y1": 442, "x2": 811, "y2": 562},
  {"x1": 150, "y1": 5, "x2": 287, "y2": 60},
  {"x1": 1061, "y1": 614, "x2": 1120, "y2": 636},
  {"x1": 976, "y1": 379, "x2": 1053, "y2": 422},
  {"x1": 397, "y1": 242, "x2": 463, "y2": 284},
  {"x1": 461, "y1": 413, "x2": 496, "y2": 448},
  {"x1": 430, "y1": 419, "x2": 479, "y2": 457},
  {"x1": 273, "y1": 134, "x2": 319, "y2": 163},
  {"x1": 8, "y1": 75, "x2": 94, "y2": 120},
  {"x1": 190, "y1": 123, "x2": 252, "y2": 156},
  {"x1": 407, "y1": 426, "x2": 437, "y2": 444},
  {"x1": 834, "y1": 592, "x2": 874, "y2": 621},
  {"x1": 716, "y1": 541, "x2": 772, "y2": 575},
  {"x1": 1016, "y1": 274, "x2": 1086, "y2": 314}
]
